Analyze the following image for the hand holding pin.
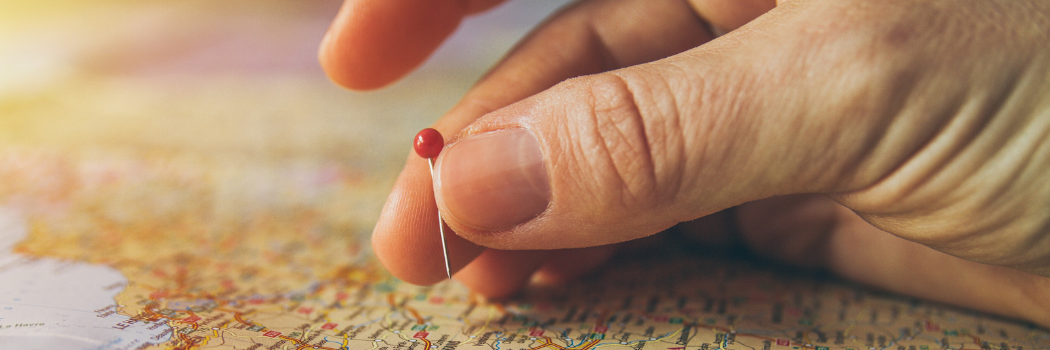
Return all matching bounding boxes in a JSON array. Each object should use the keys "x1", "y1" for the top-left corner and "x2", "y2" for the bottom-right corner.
[{"x1": 413, "y1": 128, "x2": 452, "y2": 279}]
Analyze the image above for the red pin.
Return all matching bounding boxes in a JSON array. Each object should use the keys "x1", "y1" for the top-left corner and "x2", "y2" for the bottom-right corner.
[{"x1": 414, "y1": 128, "x2": 451, "y2": 279}]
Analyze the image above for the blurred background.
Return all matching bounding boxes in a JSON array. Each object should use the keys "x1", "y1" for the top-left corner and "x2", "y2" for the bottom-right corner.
[
  {"x1": 0, "y1": 0, "x2": 573, "y2": 235},
  {"x1": 0, "y1": 0, "x2": 574, "y2": 168}
]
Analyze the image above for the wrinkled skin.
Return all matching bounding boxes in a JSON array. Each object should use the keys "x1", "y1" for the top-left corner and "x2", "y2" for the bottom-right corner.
[{"x1": 319, "y1": 0, "x2": 1050, "y2": 326}]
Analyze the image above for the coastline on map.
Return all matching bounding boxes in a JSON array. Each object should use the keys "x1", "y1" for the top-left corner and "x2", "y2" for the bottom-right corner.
[{"x1": 0, "y1": 206, "x2": 171, "y2": 349}]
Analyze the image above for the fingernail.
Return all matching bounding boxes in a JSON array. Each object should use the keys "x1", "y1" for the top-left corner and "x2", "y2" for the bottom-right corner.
[{"x1": 436, "y1": 129, "x2": 550, "y2": 231}]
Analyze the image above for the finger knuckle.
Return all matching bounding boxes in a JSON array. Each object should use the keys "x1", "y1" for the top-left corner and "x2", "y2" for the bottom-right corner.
[{"x1": 557, "y1": 72, "x2": 680, "y2": 215}]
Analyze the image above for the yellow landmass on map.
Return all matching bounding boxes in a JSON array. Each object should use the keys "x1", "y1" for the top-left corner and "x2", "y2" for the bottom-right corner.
[
  {"x1": 4, "y1": 149, "x2": 1049, "y2": 350},
  {"x1": 3, "y1": 149, "x2": 412, "y2": 349}
]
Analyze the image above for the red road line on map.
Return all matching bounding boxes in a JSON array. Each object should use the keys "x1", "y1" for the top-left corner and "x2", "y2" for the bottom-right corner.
[{"x1": 182, "y1": 310, "x2": 201, "y2": 330}]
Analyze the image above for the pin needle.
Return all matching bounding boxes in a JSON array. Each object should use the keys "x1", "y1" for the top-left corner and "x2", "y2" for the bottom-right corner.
[{"x1": 414, "y1": 128, "x2": 452, "y2": 279}]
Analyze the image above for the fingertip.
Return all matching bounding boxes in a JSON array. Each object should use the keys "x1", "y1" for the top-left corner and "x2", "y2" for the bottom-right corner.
[
  {"x1": 319, "y1": 0, "x2": 468, "y2": 90},
  {"x1": 531, "y1": 246, "x2": 618, "y2": 285},
  {"x1": 371, "y1": 159, "x2": 486, "y2": 285},
  {"x1": 371, "y1": 193, "x2": 444, "y2": 285},
  {"x1": 454, "y1": 249, "x2": 551, "y2": 299}
]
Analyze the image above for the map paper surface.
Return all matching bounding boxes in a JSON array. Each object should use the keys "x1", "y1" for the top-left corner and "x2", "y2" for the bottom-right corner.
[{"x1": 0, "y1": 151, "x2": 1047, "y2": 350}]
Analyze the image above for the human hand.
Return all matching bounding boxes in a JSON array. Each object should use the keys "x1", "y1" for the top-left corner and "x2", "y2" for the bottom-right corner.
[{"x1": 320, "y1": 0, "x2": 1050, "y2": 326}]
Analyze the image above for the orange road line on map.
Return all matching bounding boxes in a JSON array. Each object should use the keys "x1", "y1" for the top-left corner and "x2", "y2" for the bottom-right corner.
[
  {"x1": 182, "y1": 310, "x2": 200, "y2": 329},
  {"x1": 142, "y1": 303, "x2": 178, "y2": 321},
  {"x1": 530, "y1": 336, "x2": 604, "y2": 350},
  {"x1": 234, "y1": 314, "x2": 252, "y2": 326},
  {"x1": 407, "y1": 307, "x2": 425, "y2": 324},
  {"x1": 216, "y1": 309, "x2": 257, "y2": 327},
  {"x1": 174, "y1": 332, "x2": 202, "y2": 350},
  {"x1": 969, "y1": 335, "x2": 983, "y2": 348},
  {"x1": 579, "y1": 339, "x2": 602, "y2": 350},
  {"x1": 384, "y1": 293, "x2": 425, "y2": 324},
  {"x1": 215, "y1": 307, "x2": 257, "y2": 327},
  {"x1": 527, "y1": 342, "x2": 551, "y2": 350},
  {"x1": 279, "y1": 335, "x2": 306, "y2": 349},
  {"x1": 493, "y1": 303, "x2": 508, "y2": 314},
  {"x1": 538, "y1": 338, "x2": 599, "y2": 350}
]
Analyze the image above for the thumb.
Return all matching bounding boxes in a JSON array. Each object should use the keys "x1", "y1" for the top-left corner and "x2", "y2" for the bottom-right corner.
[{"x1": 434, "y1": 1, "x2": 939, "y2": 250}]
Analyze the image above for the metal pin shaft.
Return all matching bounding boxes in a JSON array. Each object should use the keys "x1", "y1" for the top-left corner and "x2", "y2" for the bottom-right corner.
[{"x1": 428, "y1": 158, "x2": 452, "y2": 279}]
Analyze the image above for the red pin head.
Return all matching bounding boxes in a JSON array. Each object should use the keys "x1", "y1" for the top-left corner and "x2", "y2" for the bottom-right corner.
[
  {"x1": 414, "y1": 127, "x2": 453, "y2": 279},
  {"x1": 414, "y1": 128, "x2": 444, "y2": 159}
]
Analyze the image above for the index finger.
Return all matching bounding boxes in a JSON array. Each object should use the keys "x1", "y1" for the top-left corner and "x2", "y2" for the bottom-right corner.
[{"x1": 319, "y1": 0, "x2": 507, "y2": 90}]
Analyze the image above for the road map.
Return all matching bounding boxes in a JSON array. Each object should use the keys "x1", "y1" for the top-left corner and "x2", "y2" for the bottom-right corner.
[{"x1": 0, "y1": 150, "x2": 1047, "y2": 350}]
